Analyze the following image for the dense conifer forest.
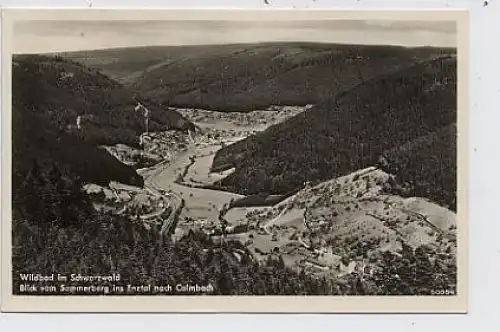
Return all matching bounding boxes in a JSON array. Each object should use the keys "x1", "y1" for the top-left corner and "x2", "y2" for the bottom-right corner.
[{"x1": 212, "y1": 56, "x2": 457, "y2": 210}]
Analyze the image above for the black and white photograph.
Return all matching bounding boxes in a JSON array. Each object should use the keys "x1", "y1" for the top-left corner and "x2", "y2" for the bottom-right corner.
[{"x1": 1, "y1": 9, "x2": 468, "y2": 313}]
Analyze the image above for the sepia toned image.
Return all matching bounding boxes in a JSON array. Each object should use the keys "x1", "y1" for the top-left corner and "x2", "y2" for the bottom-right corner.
[{"x1": 1, "y1": 9, "x2": 468, "y2": 313}]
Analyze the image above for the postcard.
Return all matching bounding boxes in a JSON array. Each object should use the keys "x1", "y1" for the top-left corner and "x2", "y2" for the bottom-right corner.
[{"x1": 1, "y1": 8, "x2": 468, "y2": 313}]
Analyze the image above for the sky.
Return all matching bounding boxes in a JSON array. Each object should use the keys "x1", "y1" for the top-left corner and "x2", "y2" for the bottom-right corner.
[{"x1": 13, "y1": 20, "x2": 457, "y2": 54}]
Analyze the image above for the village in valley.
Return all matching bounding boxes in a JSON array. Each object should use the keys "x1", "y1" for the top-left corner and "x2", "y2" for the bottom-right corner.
[{"x1": 82, "y1": 100, "x2": 456, "y2": 281}]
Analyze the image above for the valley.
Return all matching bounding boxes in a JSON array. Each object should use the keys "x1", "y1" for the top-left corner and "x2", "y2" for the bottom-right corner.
[
  {"x1": 86, "y1": 101, "x2": 456, "y2": 282},
  {"x1": 86, "y1": 105, "x2": 307, "y2": 236}
]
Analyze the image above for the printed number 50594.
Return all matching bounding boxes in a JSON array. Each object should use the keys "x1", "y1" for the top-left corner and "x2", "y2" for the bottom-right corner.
[{"x1": 430, "y1": 289, "x2": 456, "y2": 296}]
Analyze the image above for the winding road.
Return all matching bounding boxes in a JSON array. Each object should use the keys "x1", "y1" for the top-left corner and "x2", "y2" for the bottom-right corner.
[{"x1": 142, "y1": 141, "x2": 193, "y2": 235}]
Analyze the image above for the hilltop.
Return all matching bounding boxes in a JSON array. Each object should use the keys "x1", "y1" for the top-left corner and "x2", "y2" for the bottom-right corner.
[
  {"x1": 211, "y1": 56, "x2": 457, "y2": 208},
  {"x1": 223, "y1": 165, "x2": 456, "y2": 292},
  {"x1": 62, "y1": 42, "x2": 455, "y2": 111}
]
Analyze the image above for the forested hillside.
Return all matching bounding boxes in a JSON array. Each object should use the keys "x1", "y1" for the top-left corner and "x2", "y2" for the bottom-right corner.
[
  {"x1": 380, "y1": 123, "x2": 457, "y2": 210},
  {"x1": 12, "y1": 55, "x2": 196, "y2": 187},
  {"x1": 13, "y1": 54, "x2": 195, "y2": 147},
  {"x1": 12, "y1": 106, "x2": 143, "y2": 188},
  {"x1": 212, "y1": 56, "x2": 457, "y2": 203},
  {"x1": 63, "y1": 43, "x2": 455, "y2": 111}
]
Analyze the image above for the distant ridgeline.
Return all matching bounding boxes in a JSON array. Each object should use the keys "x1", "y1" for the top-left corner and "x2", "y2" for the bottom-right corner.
[
  {"x1": 12, "y1": 54, "x2": 195, "y2": 188},
  {"x1": 62, "y1": 43, "x2": 455, "y2": 112},
  {"x1": 212, "y1": 55, "x2": 457, "y2": 210}
]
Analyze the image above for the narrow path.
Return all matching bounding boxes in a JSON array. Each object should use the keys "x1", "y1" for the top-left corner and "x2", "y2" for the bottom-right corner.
[
  {"x1": 262, "y1": 206, "x2": 289, "y2": 234},
  {"x1": 397, "y1": 207, "x2": 453, "y2": 238}
]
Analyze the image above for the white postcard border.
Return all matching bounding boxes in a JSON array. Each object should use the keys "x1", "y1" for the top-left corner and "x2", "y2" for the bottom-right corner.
[{"x1": 1, "y1": 8, "x2": 469, "y2": 313}]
